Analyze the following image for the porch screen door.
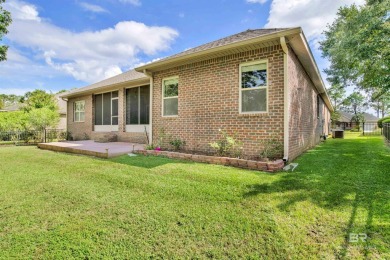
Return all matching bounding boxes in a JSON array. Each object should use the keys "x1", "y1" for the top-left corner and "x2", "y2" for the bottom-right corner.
[{"x1": 126, "y1": 85, "x2": 150, "y2": 125}]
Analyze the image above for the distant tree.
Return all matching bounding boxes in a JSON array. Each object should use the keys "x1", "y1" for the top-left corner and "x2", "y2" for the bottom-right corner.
[
  {"x1": 0, "y1": 0, "x2": 12, "y2": 61},
  {"x1": 326, "y1": 84, "x2": 346, "y2": 126},
  {"x1": 342, "y1": 92, "x2": 367, "y2": 131},
  {"x1": 327, "y1": 84, "x2": 346, "y2": 110},
  {"x1": 0, "y1": 94, "x2": 23, "y2": 108},
  {"x1": 21, "y1": 90, "x2": 58, "y2": 112},
  {"x1": 369, "y1": 91, "x2": 390, "y2": 118},
  {"x1": 320, "y1": 0, "x2": 390, "y2": 97},
  {"x1": 343, "y1": 92, "x2": 366, "y2": 115}
]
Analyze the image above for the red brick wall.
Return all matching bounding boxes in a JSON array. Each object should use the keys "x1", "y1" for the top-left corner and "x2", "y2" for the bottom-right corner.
[
  {"x1": 67, "y1": 89, "x2": 147, "y2": 143},
  {"x1": 287, "y1": 47, "x2": 330, "y2": 160},
  {"x1": 67, "y1": 94, "x2": 93, "y2": 140},
  {"x1": 151, "y1": 45, "x2": 285, "y2": 157}
]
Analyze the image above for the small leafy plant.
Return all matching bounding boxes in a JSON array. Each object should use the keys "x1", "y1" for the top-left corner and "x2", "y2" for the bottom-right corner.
[
  {"x1": 209, "y1": 129, "x2": 243, "y2": 157},
  {"x1": 156, "y1": 127, "x2": 166, "y2": 149},
  {"x1": 259, "y1": 134, "x2": 283, "y2": 160},
  {"x1": 145, "y1": 143, "x2": 156, "y2": 150},
  {"x1": 169, "y1": 138, "x2": 186, "y2": 151}
]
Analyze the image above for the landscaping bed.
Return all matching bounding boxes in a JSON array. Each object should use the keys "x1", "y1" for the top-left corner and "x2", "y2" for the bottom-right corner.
[{"x1": 135, "y1": 149, "x2": 285, "y2": 172}]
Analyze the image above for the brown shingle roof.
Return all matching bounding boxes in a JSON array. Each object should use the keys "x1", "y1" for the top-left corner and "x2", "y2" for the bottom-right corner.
[
  {"x1": 60, "y1": 69, "x2": 148, "y2": 98},
  {"x1": 339, "y1": 111, "x2": 379, "y2": 122},
  {"x1": 158, "y1": 28, "x2": 294, "y2": 62},
  {"x1": 1, "y1": 103, "x2": 22, "y2": 112}
]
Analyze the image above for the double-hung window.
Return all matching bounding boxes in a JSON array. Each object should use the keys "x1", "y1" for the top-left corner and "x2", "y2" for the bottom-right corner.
[
  {"x1": 74, "y1": 101, "x2": 85, "y2": 122},
  {"x1": 162, "y1": 77, "x2": 178, "y2": 116},
  {"x1": 239, "y1": 60, "x2": 268, "y2": 113}
]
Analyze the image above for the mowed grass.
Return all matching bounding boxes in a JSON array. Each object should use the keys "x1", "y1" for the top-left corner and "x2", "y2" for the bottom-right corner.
[{"x1": 0, "y1": 133, "x2": 389, "y2": 259}]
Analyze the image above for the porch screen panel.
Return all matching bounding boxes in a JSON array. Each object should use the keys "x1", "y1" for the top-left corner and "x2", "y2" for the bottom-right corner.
[
  {"x1": 112, "y1": 99, "x2": 118, "y2": 125},
  {"x1": 95, "y1": 94, "x2": 103, "y2": 125},
  {"x1": 140, "y1": 85, "x2": 150, "y2": 124},
  {"x1": 103, "y1": 93, "x2": 111, "y2": 125},
  {"x1": 126, "y1": 88, "x2": 139, "y2": 125}
]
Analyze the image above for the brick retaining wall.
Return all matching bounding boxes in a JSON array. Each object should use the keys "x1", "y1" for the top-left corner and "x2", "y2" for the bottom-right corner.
[{"x1": 135, "y1": 150, "x2": 285, "y2": 172}]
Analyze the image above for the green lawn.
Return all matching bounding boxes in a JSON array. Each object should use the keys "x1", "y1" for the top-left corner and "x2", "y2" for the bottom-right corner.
[{"x1": 0, "y1": 133, "x2": 389, "y2": 259}]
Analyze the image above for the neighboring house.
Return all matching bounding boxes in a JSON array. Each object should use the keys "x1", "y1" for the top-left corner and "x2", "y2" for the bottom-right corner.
[
  {"x1": 336, "y1": 111, "x2": 379, "y2": 131},
  {"x1": 55, "y1": 94, "x2": 67, "y2": 130},
  {"x1": 0, "y1": 103, "x2": 22, "y2": 112},
  {"x1": 60, "y1": 27, "x2": 333, "y2": 161}
]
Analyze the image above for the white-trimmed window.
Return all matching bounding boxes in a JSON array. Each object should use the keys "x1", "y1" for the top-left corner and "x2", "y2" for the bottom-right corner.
[
  {"x1": 74, "y1": 101, "x2": 85, "y2": 122},
  {"x1": 239, "y1": 60, "x2": 268, "y2": 113},
  {"x1": 162, "y1": 77, "x2": 178, "y2": 116}
]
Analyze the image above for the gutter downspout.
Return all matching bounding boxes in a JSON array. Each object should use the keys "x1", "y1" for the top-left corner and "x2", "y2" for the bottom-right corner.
[
  {"x1": 280, "y1": 36, "x2": 289, "y2": 162},
  {"x1": 143, "y1": 69, "x2": 153, "y2": 145}
]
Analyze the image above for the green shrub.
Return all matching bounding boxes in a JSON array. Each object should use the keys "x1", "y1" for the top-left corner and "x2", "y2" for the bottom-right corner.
[
  {"x1": 350, "y1": 126, "x2": 361, "y2": 132},
  {"x1": 169, "y1": 138, "x2": 186, "y2": 151},
  {"x1": 378, "y1": 116, "x2": 390, "y2": 128},
  {"x1": 259, "y1": 134, "x2": 283, "y2": 160},
  {"x1": 209, "y1": 130, "x2": 243, "y2": 157},
  {"x1": 145, "y1": 144, "x2": 156, "y2": 150},
  {"x1": 0, "y1": 111, "x2": 29, "y2": 131}
]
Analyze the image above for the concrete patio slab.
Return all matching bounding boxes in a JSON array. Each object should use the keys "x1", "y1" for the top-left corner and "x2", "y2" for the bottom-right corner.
[{"x1": 38, "y1": 140, "x2": 145, "y2": 158}]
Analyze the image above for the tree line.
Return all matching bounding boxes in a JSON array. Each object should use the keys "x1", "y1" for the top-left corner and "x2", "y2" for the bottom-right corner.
[
  {"x1": 0, "y1": 90, "x2": 62, "y2": 131},
  {"x1": 320, "y1": 0, "x2": 389, "y2": 126}
]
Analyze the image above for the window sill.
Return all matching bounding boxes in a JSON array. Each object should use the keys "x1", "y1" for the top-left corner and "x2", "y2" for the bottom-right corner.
[
  {"x1": 162, "y1": 115, "x2": 179, "y2": 119},
  {"x1": 238, "y1": 112, "x2": 268, "y2": 117}
]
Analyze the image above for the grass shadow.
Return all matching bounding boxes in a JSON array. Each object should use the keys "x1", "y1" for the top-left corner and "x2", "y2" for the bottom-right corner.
[
  {"x1": 109, "y1": 154, "x2": 195, "y2": 169},
  {"x1": 243, "y1": 135, "x2": 390, "y2": 258}
]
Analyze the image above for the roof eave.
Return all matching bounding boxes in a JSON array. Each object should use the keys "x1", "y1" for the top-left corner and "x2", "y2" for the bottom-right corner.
[
  {"x1": 135, "y1": 27, "x2": 302, "y2": 72},
  {"x1": 287, "y1": 33, "x2": 334, "y2": 112},
  {"x1": 60, "y1": 77, "x2": 149, "y2": 99}
]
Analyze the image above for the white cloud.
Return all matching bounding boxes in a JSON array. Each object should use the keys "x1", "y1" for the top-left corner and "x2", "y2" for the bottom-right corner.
[
  {"x1": 0, "y1": 88, "x2": 34, "y2": 96},
  {"x1": 246, "y1": 0, "x2": 268, "y2": 4},
  {"x1": 4, "y1": 0, "x2": 178, "y2": 83},
  {"x1": 78, "y1": 2, "x2": 109, "y2": 13},
  {"x1": 4, "y1": 0, "x2": 40, "y2": 21},
  {"x1": 265, "y1": 0, "x2": 365, "y2": 42},
  {"x1": 119, "y1": 0, "x2": 141, "y2": 6}
]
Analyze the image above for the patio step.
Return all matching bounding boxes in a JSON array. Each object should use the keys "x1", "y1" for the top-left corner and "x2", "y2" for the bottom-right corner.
[{"x1": 94, "y1": 133, "x2": 118, "y2": 143}]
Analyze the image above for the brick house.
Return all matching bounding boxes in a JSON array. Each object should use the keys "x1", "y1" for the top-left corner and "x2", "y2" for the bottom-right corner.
[{"x1": 60, "y1": 27, "x2": 333, "y2": 161}]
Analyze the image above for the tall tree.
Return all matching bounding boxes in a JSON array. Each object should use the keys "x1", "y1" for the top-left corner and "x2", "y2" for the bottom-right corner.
[
  {"x1": 320, "y1": 0, "x2": 390, "y2": 97},
  {"x1": 370, "y1": 91, "x2": 390, "y2": 118},
  {"x1": 0, "y1": 0, "x2": 12, "y2": 61},
  {"x1": 21, "y1": 90, "x2": 58, "y2": 112},
  {"x1": 326, "y1": 84, "x2": 347, "y2": 127},
  {"x1": 327, "y1": 84, "x2": 346, "y2": 110}
]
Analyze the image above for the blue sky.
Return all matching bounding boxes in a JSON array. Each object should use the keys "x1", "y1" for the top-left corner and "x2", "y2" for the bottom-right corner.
[{"x1": 0, "y1": 0, "x2": 363, "y2": 95}]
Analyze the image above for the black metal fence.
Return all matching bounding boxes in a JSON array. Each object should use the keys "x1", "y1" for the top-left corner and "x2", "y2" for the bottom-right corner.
[
  {"x1": 0, "y1": 129, "x2": 68, "y2": 146},
  {"x1": 383, "y1": 123, "x2": 390, "y2": 142},
  {"x1": 362, "y1": 122, "x2": 382, "y2": 136}
]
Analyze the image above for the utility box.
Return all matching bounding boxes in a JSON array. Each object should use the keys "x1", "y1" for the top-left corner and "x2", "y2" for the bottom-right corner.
[{"x1": 332, "y1": 130, "x2": 344, "y2": 139}]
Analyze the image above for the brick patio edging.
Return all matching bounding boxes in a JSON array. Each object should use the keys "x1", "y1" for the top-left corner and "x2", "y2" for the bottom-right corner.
[{"x1": 134, "y1": 150, "x2": 285, "y2": 172}]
